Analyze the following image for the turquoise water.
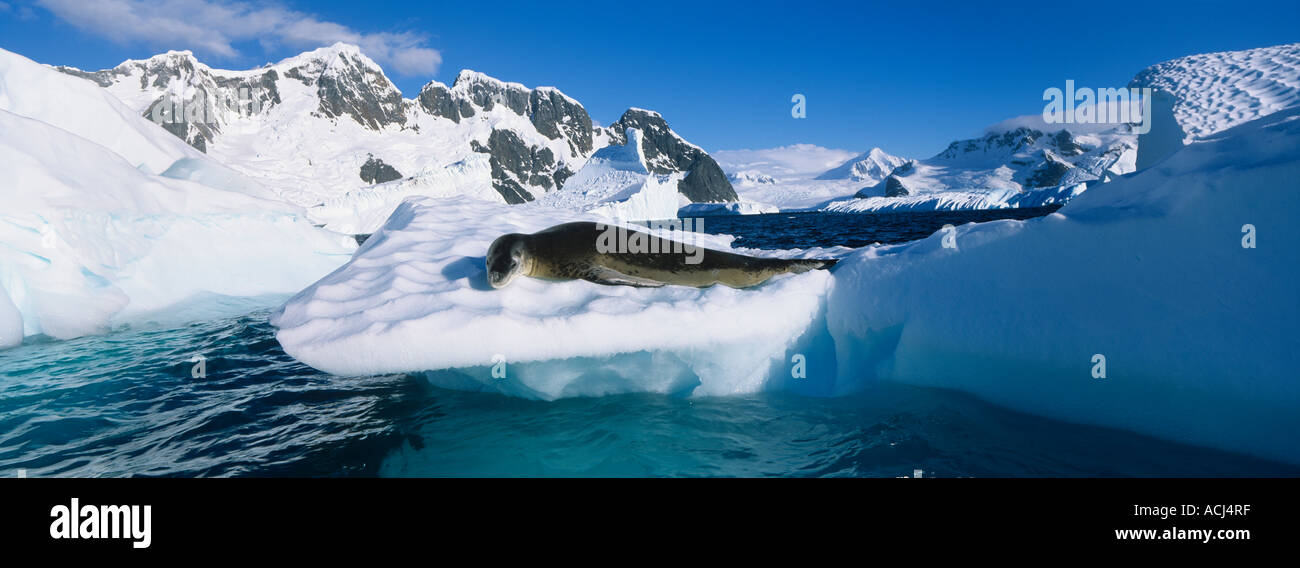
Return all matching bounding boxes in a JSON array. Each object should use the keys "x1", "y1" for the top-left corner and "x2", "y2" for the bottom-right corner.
[
  {"x1": 1, "y1": 310, "x2": 1293, "y2": 477},
  {"x1": 1, "y1": 210, "x2": 1296, "y2": 477}
]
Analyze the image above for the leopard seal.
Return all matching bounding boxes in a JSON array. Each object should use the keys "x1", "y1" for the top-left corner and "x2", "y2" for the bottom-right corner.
[{"x1": 486, "y1": 221, "x2": 837, "y2": 289}]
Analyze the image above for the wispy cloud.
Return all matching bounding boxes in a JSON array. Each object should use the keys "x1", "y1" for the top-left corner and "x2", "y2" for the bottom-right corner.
[
  {"x1": 1, "y1": 0, "x2": 37, "y2": 19},
  {"x1": 35, "y1": 0, "x2": 441, "y2": 76}
]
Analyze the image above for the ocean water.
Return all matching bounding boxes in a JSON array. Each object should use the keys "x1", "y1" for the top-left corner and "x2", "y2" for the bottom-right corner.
[
  {"x1": 687, "y1": 206, "x2": 1065, "y2": 249},
  {"x1": 1, "y1": 210, "x2": 1295, "y2": 477}
]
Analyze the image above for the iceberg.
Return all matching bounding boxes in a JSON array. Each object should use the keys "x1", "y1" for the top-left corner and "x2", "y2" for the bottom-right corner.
[
  {"x1": 0, "y1": 48, "x2": 199, "y2": 173},
  {"x1": 0, "y1": 48, "x2": 359, "y2": 346},
  {"x1": 271, "y1": 195, "x2": 839, "y2": 398},
  {"x1": 678, "y1": 201, "x2": 781, "y2": 216}
]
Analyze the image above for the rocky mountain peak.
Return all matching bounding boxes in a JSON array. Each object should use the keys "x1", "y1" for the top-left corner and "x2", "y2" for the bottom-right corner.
[
  {"x1": 59, "y1": 45, "x2": 738, "y2": 209},
  {"x1": 607, "y1": 108, "x2": 736, "y2": 202},
  {"x1": 277, "y1": 44, "x2": 405, "y2": 130}
]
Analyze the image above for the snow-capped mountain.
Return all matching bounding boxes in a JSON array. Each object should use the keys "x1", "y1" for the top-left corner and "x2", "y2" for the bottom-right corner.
[
  {"x1": 728, "y1": 170, "x2": 777, "y2": 186},
  {"x1": 815, "y1": 147, "x2": 907, "y2": 184},
  {"x1": 826, "y1": 42, "x2": 1300, "y2": 214},
  {"x1": 854, "y1": 126, "x2": 1134, "y2": 200},
  {"x1": 56, "y1": 43, "x2": 736, "y2": 229},
  {"x1": 1129, "y1": 42, "x2": 1300, "y2": 141}
]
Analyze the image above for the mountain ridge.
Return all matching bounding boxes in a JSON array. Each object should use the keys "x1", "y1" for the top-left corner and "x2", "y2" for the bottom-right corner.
[{"x1": 53, "y1": 42, "x2": 736, "y2": 217}]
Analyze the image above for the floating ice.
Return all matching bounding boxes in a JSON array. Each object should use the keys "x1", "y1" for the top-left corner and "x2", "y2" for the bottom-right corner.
[{"x1": 271, "y1": 196, "x2": 838, "y2": 398}]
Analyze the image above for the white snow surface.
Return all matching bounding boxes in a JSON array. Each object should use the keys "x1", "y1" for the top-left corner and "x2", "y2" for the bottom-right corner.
[
  {"x1": 815, "y1": 147, "x2": 907, "y2": 183},
  {"x1": 1130, "y1": 42, "x2": 1300, "y2": 140}
]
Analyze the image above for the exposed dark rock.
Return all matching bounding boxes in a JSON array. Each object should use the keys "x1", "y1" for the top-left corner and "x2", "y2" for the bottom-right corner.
[
  {"x1": 144, "y1": 98, "x2": 214, "y2": 152},
  {"x1": 471, "y1": 129, "x2": 558, "y2": 203},
  {"x1": 937, "y1": 127, "x2": 1042, "y2": 159},
  {"x1": 883, "y1": 175, "x2": 910, "y2": 197},
  {"x1": 1051, "y1": 130, "x2": 1085, "y2": 156},
  {"x1": 455, "y1": 72, "x2": 531, "y2": 115},
  {"x1": 891, "y1": 160, "x2": 917, "y2": 177},
  {"x1": 416, "y1": 83, "x2": 475, "y2": 123},
  {"x1": 1024, "y1": 150, "x2": 1073, "y2": 188},
  {"x1": 55, "y1": 66, "x2": 115, "y2": 87},
  {"x1": 552, "y1": 165, "x2": 575, "y2": 189},
  {"x1": 315, "y1": 52, "x2": 406, "y2": 130},
  {"x1": 360, "y1": 155, "x2": 403, "y2": 185},
  {"x1": 528, "y1": 88, "x2": 594, "y2": 157},
  {"x1": 676, "y1": 153, "x2": 735, "y2": 203},
  {"x1": 283, "y1": 67, "x2": 314, "y2": 86}
]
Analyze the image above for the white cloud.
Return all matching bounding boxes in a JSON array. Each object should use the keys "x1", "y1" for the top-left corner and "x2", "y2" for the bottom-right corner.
[
  {"x1": 36, "y1": 0, "x2": 441, "y2": 76},
  {"x1": 713, "y1": 144, "x2": 861, "y2": 177}
]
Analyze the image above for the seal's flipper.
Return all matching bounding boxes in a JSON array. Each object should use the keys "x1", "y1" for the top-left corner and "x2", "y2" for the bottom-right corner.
[{"x1": 583, "y1": 266, "x2": 666, "y2": 288}]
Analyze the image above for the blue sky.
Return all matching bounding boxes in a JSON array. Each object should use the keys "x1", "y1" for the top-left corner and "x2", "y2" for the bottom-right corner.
[{"x1": 2, "y1": 0, "x2": 1298, "y2": 158}]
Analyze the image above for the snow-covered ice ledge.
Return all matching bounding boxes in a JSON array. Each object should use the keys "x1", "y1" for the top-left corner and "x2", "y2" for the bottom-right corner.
[
  {"x1": 274, "y1": 108, "x2": 1300, "y2": 464},
  {"x1": 271, "y1": 197, "x2": 838, "y2": 398}
]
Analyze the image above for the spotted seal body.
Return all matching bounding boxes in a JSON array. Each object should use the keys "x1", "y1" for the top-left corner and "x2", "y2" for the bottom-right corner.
[{"x1": 486, "y1": 221, "x2": 837, "y2": 289}]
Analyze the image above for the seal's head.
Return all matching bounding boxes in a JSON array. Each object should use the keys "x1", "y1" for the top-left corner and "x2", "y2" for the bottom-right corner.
[{"x1": 486, "y1": 233, "x2": 531, "y2": 289}]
